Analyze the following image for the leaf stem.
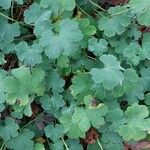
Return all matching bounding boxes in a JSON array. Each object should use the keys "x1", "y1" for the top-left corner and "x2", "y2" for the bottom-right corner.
[
  {"x1": 110, "y1": 8, "x2": 130, "y2": 17},
  {"x1": 97, "y1": 138, "x2": 103, "y2": 150},
  {"x1": 11, "y1": 0, "x2": 14, "y2": 18},
  {"x1": 89, "y1": 0, "x2": 107, "y2": 12},
  {"x1": 20, "y1": 112, "x2": 44, "y2": 131},
  {"x1": 86, "y1": 55, "x2": 96, "y2": 61},
  {"x1": 94, "y1": 9, "x2": 105, "y2": 17},
  {"x1": 0, "y1": 12, "x2": 33, "y2": 29},
  {"x1": 77, "y1": 6, "x2": 92, "y2": 18},
  {"x1": 0, "y1": 142, "x2": 6, "y2": 150},
  {"x1": 0, "y1": 12, "x2": 17, "y2": 22},
  {"x1": 61, "y1": 137, "x2": 69, "y2": 150}
]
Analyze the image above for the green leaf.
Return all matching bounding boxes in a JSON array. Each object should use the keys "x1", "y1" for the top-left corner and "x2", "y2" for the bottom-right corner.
[
  {"x1": 24, "y1": 3, "x2": 51, "y2": 25},
  {"x1": 57, "y1": 55, "x2": 69, "y2": 68},
  {"x1": 70, "y1": 73, "x2": 93, "y2": 101},
  {"x1": 67, "y1": 139, "x2": 82, "y2": 150},
  {"x1": 129, "y1": 0, "x2": 150, "y2": 26},
  {"x1": 77, "y1": 18, "x2": 96, "y2": 48},
  {"x1": 109, "y1": 38, "x2": 128, "y2": 54},
  {"x1": 90, "y1": 55, "x2": 124, "y2": 90},
  {"x1": 50, "y1": 140, "x2": 64, "y2": 150},
  {"x1": 76, "y1": 0, "x2": 88, "y2": 6},
  {"x1": 59, "y1": 114, "x2": 85, "y2": 138},
  {"x1": 106, "y1": 108, "x2": 126, "y2": 132},
  {"x1": 0, "y1": 0, "x2": 23, "y2": 9},
  {"x1": 33, "y1": 143, "x2": 45, "y2": 150},
  {"x1": 78, "y1": 18, "x2": 96, "y2": 37},
  {"x1": 98, "y1": 6, "x2": 131, "y2": 37},
  {"x1": 39, "y1": 19, "x2": 83, "y2": 59},
  {"x1": 72, "y1": 104, "x2": 108, "y2": 132},
  {"x1": 46, "y1": 71, "x2": 65, "y2": 93},
  {"x1": 39, "y1": 94, "x2": 52, "y2": 111},
  {"x1": 87, "y1": 142, "x2": 100, "y2": 150},
  {"x1": 6, "y1": 129, "x2": 34, "y2": 150},
  {"x1": 1, "y1": 0, "x2": 150, "y2": 146},
  {"x1": 62, "y1": 0, "x2": 76, "y2": 11},
  {"x1": 126, "y1": 83, "x2": 144, "y2": 104},
  {"x1": 15, "y1": 42, "x2": 43, "y2": 66},
  {"x1": 72, "y1": 108, "x2": 91, "y2": 132},
  {"x1": 123, "y1": 42, "x2": 142, "y2": 66},
  {"x1": 123, "y1": 69, "x2": 139, "y2": 93},
  {"x1": 0, "y1": 17, "x2": 20, "y2": 53},
  {"x1": 140, "y1": 33, "x2": 150, "y2": 60},
  {"x1": 0, "y1": 0, "x2": 12, "y2": 9},
  {"x1": 45, "y1": 124, "x2": 65, "y2": 141},
  {"x1": 0, "y1": 52, "x2": 6, "y2": 64},
  {"x1": 50, "y1": 94, "x2": 65, "y2": 110},
  {"x1": 88, "y1": 37, "x2": 108, "y2": 56},
  {"x1": 23, "y1": 100, "x2": 32, "y2": 117},
  {"x1": 139, "y1": 68, "x2": 150, "y2": 91},
  {"x1": 40, "y1": 0, "x2": 62, "y2": 17},
  {"x1": 0, "y1": 117, "x2": 19, "y2": 141},
  {"x1": 40, "y1": 93, "x2": 65, "y2": 111},
  {"x1": 0, "y1": 69, "x2": 7, "y2": 112},
  {"x1": 40, "y1": 0, "x2": 75, "y2": 17},
  {"x1": 0, "y1": 103, "x2": 5, "y2": 112},
  {"x1": 144, "y1": 93, "x2": 150, "y2": 105},
  {"x1": 3, "y1": 66, "x2": 45, "y2": 105},
  {"x1": 127, "y1": 24, "x2": 142, "y2": 40},
  {"x1": 101, "y1": 131, "x2": 123, "y2": 150},
  {"x1": 129, "y1": 0, "x2": 150, "y2": 13},
  {"x1": 119, "y1": 103, "x2": 150, "y2": 141},
  {"x1": 137, "y1": 8, "x2": 150, "y2": 26}
]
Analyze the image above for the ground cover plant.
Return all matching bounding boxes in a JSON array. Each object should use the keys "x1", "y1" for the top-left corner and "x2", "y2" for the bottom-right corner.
[{"x1": 0, "y1": 0, "x2": 150, "y2": 149}]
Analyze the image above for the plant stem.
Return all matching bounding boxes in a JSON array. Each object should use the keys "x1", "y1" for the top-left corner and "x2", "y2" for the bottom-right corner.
[
  {"x1": 110, "y1": 8, "x2": 130, "y2": 17},
  {"x1": 94, "y1": 9, "x2": 105, "y2": 17},
  {"x1": 97, "y1": 138, "x2": 103, "y2": 150},
  {"x1": 77, "y1": 6, "x2": 92, "y2": 18},
  {"x1": 87, "y1": 55, "x2": 96, "y2": 61},
  {"x1": 61, "y1": 137, "x2": 69, "y2": 150},
  {"x1": 0, "y1": 12, "x2": 17, "y2": 22},
  {"x1": 0, "y1": 142, "x2": 5, "y2": 150},
  {"x1": 11, "y1": 0, "x2": 14, "y2": 18},
  {"x1": 20, "y1": 112, "x2": 44, "y2": 131},
  {"x1": 0, "y1": 12, "x2": 33, "y2": 29},
  {"x1": 89, "y1": 0, "x2": 106, "y2": 12}
]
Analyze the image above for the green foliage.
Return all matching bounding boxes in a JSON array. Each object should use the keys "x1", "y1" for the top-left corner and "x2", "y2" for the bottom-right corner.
[
  {"x1": 0, "y1": 17, "x2": 20, "y2": 53},
  {"x1": 33, "y1": 143, "x2": 45, "y2": 150},
  {"x1": 0, "y1": 0, "x2": 150, "y2": 149},
  {"x1": 90, "y1": 55, "x2": 124, "y2": 90},
  {"x1": 88, "y1": 37, "x2": 108, "y2": 56},
  {"x1": 123, "y1": 42, "x2": 142, "y2": 66},
  {"x1": 129, "y1": 0, "x2": 150, "y2": 26},
  {"x1": 15, "y1": 42, "x2": 43, "y2": 66},
  {"x1": 72, "y1": 104, "x2": 108, "y2": 132},
  {"x1": 3, "y1": 66, "x2": 45, "y2": 105},
  {"x1": 6, "y1": 129, "x2": 35, "y2": 150},
  {"x1": 70, "y1": 73, "x2": 93, "y2": 101},
  {"x1": 0, "y1": 118, "x2": 19, "y2": 141},
  {"x1": 119, "y1": 103, "x2": 150, "y2": 141},
  {"x1": 98, "y1": 6, "x2": 131, "y2": 37},
  {"x1": 45, "y1": 124, "x2": 65, "y2": 141},
  {"x1": 39, "y1": 19, "x2": 83, "y2": 59},
  {"x1": 0, "y1": 0, "x2": 23, "y2": 10}
]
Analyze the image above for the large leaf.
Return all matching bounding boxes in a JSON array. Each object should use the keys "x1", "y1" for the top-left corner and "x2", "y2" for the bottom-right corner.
[
  {"x1": 98, "y1": 6, "x2": 131, "y2": 37},
  {"x1": 90, "y1": 55, "x2": 124, "y2": 90},
  {"x1": 3, "y1": 66, "x2": 45, "y2": 105},
  {"x1": 39, "y1": 19, "x2": 83, "y2": 59},
  {"x1": 119, "y1": 103, "x2": 150, "y2": 141}
]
